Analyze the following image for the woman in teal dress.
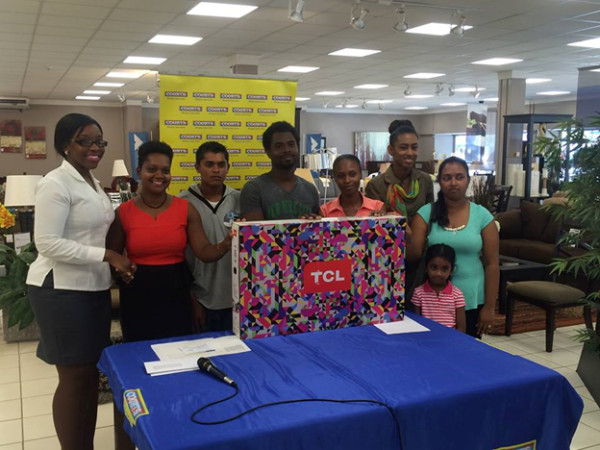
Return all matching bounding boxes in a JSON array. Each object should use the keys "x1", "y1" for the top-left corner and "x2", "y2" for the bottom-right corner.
[{"x1": 410, "y1": 157, "x2": 499, "y2": 337}]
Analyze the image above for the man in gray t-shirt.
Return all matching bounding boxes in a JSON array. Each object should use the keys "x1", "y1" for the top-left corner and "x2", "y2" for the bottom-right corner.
[{"x1": 241, "y1": 121, "x2": 320, "y2": 220}]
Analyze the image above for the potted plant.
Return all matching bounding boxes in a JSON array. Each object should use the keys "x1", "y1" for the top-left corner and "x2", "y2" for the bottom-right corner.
[
  {"x1": 0, "y1": 241, "x2": 39, "y2": 342},
  {"x1": 540, "y1": 117, "x2": 600, "y2": 407}
]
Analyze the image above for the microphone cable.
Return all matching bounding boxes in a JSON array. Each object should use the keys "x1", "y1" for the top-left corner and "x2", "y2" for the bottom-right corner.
[{"x1": 190, "y1": 385, "x2": 403, "y2": 448}]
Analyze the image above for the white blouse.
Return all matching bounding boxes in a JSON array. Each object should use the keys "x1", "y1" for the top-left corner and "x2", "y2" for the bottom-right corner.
[{"x1": 26, "y1": 160, "x2": 115, "y2": 291}]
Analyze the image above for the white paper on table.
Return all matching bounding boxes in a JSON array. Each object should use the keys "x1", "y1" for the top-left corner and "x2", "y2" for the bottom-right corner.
[
  {"x1": 374, "y1": 316, "x2": 430, "y2": 335},
  {"x1": 145, "y1": 335, "x2": 250, "y2": 376}
]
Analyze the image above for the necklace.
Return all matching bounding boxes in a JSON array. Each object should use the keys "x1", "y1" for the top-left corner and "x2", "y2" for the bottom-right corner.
[
  {"x1": 140, "y1": 193, "x2": 168, "y2": 209},
  {"x1": 443, "y1": 224, "x2": 466, "y2": 234}
]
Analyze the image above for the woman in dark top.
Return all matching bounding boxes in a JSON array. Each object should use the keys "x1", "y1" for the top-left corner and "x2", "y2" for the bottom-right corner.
[{"x1": 365, "y1": 119, "x2": 434, "y2": 220}]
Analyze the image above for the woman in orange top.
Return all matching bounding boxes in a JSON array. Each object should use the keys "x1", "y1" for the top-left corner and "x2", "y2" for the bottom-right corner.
[
  {"x1": 321, "y1": 154, "x2": 383, "y2": 217},
  {"x1": 106, "y1": 141, "x2": 231, "y2": 342}
]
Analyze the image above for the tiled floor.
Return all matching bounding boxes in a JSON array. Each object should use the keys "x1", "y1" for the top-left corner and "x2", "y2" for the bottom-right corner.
[{"x1": 1, "y1": 324, "x2": 599, "y2": 449}]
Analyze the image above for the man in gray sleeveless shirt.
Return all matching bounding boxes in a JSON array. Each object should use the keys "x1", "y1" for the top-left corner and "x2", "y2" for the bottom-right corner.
[{"x1": 240, "y1": 121, "x2": 320, "y2": 220}]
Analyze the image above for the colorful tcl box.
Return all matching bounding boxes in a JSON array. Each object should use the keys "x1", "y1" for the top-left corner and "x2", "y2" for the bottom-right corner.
[{"x1": 232, "y1": 216, "x2": 405, "y2": 340}]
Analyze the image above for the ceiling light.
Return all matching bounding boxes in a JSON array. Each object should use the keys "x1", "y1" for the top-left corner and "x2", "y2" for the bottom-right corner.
[
  {"x1": 149, "y1": 34, "x2": 203, "y2": 45},
  {"x1": 361, "y1": 100, "x2": 367, "y2": 109},
  {"x1": 366, "y1": 99, "x2": 392, "y2": 104},
  {"x1": 322, "y1": 98, "x2": 329, "y2": 108},
  {"x1": 350, "y1": 4, "x2": 369, "y2": 30},
  {"x1": 448, "y1": 84, "x2": 455, "y2": 96},
  {"x1": 329, "y1": 48, "x2": 380, "y2": 57},
  {"x1": 406, "y1": 22, "x2": 472, "y2": 36},
  {"x1": 83, "y1": 90, "x2": 110, "y2": 95},
  {"x1": 440, "y1": 102, "x2": 466, "y2": 106},
  {"x1": 568, "y1": 37, "x2": 600, "y2": 49},
  {"x1": 450, "y1": 12, "x2": 467, "y2": 37},
  {"x1": 378, "y1": 103, "x2": 384, "y2": 110},
  {"x1": 434, "y1": 83, "x2": 444, "y2": 96},
  {"x1": 403, "y1": 86, "x2": 412, "y2": 96},
  {"x1": 392, "y1": 5, "x2": 408, "y2": 32},
  {"x1": 146, "y1": 94, "x2": 154, "y2": 103},
  {"x1": 117, "y1": 93, "x2": 126, "y2": 102},
  {"x1": 187, "y1": 2, "x2": 258, "y2": 18},
  {"x1": 354, "y1": 84, "x2": 388, "y2": 89},
  {"x1": 295, "y1": 97, "x2": 310, "y2": 101},
  {"x1": 75, "y1": 96, "x2": 100, "y2": 100},
  {"x1": 107, "y1": 71, "x2": 148, "y2": 79},
  {"x1": 405, "y1": 106, "x2": 428, "y2": 110},
  {"x1": 277, "y1": 65, "x2": 319, "y2": 73},
  {"x1": 537, "y1": 91, "x2": 570, "y2": 96},
  {"x1": 94, "y1": 82, "x2": 124, "y2": 87},
  {"x1": 472, "y1": 86, "x2": 481, "y2": 98},
  {"x1": 454, "y1": 86, "x2": 486, "y2": 93},
  {"x1": 341, "y1": 99, "x2": 349, "y2": 108},
  {"x1": 405, "y1": 94, "x2": 433, "y2": 99},
  {"x1": 315, "y1": 91, "x2": 344, "y2": 96},
  {"x1": 345, "y1": 104, "x2": 359, "y2": 109},
  {"x1": 289, "y1": 0, "x2": 305, "y2": 23},
  {"x1": 526, "y1": 78, "x2": 552, "y2": 84},
  {"x1": 404, "y1": 72, "x2": 445, "y2": 79},
  {"x1": 484, "y1": 97, "x2": 498, "y2": 102},
  {"x1": 472, "y1": 58, "x2": 523, "y2": 66},
  {"x1": 124, "y1": 56, "x2": 166, "y2": 65}
]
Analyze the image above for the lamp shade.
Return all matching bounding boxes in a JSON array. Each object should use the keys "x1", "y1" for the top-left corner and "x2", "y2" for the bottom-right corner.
[
  {"x1": 112, "y1": 159, "x2": 130, "y2": 177},
  {"x1": 4, "y1": 175, "x2": 42, "y2": 207}
]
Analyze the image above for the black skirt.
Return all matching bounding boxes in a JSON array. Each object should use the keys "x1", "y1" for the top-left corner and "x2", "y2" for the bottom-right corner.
[
  {"x1": 28, "y1": 273, "x2": 112, "y2": 365},
  {"x1": 118, "y1": 262, "x2": 193, "y2": 342}
]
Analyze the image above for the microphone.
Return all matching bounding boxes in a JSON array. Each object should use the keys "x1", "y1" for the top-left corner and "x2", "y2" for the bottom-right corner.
[{"x1": 197, "y1": 357, "x2": 237, "y2": 387}]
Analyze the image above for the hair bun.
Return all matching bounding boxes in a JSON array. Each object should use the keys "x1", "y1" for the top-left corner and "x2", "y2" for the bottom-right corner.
[{"x1": 388, "y1": 119, "x2": 415, "y2": 134}]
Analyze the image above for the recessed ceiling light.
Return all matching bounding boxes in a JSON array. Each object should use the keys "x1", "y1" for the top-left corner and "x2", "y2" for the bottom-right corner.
[
  {"x1": 405, "y1": 106, "x2": 428, "y2": 110},
  {"x1": 568, "y1": 37, "x2": 600, "y2": 49},
  {"x1": 106, "y1": 71, "x2": 148, "y2": 79},
  {"x1": 440, "y1": 102, "x2": 466, "y2": 106},
  {"x1": 366, "y1": 99, "x2": 393, "y2": 104},
  {"x1": 277, "y1": 66, "x2": 319, "y2": 73},
  {"x1": 295, "y1": 97, "x2": 310, "y2": 101},
  {"x1": 354, "y1": 84, "x2": 388, "y2": 89},
  {"x1": 537, "y1": 91, "x2": 570, "y2": 96},
  {"x1": 83, "y1": 90, "x2": 110, "y2": 95},
  {"x1": 315, "y1": 91, "x2": 344, "y2": 96},
  {"x1": 187, "y1": 2, "x2": 258, "y2": 18},
  {"x1": 406, "y1": 22, "x2": 473, "y2": 36},
  {"x1": 405, "y1": 94, "x2": 433, "y2": 99},
  {"x1": 526, "y1": 78, "x2": 552, "y2": 84},
  {"x1": 472, "y1": 58, "x2": 523, "y2": 66},
  {"x1": 124, "y1": 56, "x2": 167, "y2": 65},
  {"x1": 344, "y1": 104, "x2": 359, "y2": 108},
  {"x1": 94, "y1": 82, "x2": 124, "y2": 87},
  {"x1": 454, "y1": 86, "x2": 487, "y2": 92},
  {"x1": 149, "y1": 34, "x2": 203, "y2": 45},
  {"x1": 328, "y1": 48, "x2": 381, "y2": 57},
  {"x1": 484, "y1": 97, "x2": 499, "y2": 102},
  {"x1": 76, "y1": 96, "x2": 100, "y2": 100},
  {"x1": 404, "y1": 73, "x2": 445, "y2": 79}
]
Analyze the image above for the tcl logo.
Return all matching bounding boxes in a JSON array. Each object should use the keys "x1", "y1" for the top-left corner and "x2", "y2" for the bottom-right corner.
[{"x1": 304, "y1": 259, "x2": 351, "y2": 294}]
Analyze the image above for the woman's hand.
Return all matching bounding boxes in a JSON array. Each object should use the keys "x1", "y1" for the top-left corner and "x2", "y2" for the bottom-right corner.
[
  {"x1": 298, "y1": 213, "x2": 322, "y2": 220},
  {"x1": 105, "y1": 250, "x2": 136, "y2": 283},
  {"x1": 477, "y1": 303, "x2": 495, "y2": 335}
]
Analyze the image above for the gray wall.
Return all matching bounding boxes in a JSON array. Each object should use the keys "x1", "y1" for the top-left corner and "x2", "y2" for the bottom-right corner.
[{"x1": 0, "y1": 104, "x2": 127, "y2": 186}]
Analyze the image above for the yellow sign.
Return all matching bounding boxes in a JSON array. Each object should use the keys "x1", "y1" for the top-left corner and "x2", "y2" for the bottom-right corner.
[{"x1": 159, "y1": 74, "x2": 297, "y2": 193}]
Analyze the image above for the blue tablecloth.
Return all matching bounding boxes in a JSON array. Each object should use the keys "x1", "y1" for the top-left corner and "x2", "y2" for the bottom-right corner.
[{"x1": 98, "y1": 313, "x2": 582, "y2": 450}]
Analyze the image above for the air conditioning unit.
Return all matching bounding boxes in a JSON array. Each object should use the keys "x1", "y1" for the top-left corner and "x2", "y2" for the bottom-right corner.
[{"x1": 0, "y1": 97, "x2": 30, "y2": 110}]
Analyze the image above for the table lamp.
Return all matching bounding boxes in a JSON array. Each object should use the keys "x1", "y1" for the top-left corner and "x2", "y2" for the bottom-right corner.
[
  {"x1": 112, "y1": 159, "x2": 133, "y2": 202},
  {"x1": 4, "y1": 175, "x2": 43, "y2": 234}
]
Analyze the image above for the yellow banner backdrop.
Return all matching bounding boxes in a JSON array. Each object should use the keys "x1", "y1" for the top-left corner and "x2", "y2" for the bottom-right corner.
[{"x1": 159, "y1": 74, "x2": 297, "y2": 193}]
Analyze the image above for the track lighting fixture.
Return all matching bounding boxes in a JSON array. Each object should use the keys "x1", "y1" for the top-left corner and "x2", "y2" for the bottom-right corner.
[
  {"x1": 448, "y1": 84, "x2": 455, "y2": 96},
  {"x1": 322, "y1": 98, "x2": 329, "y2": 108},
  {"x1": 146, "y1": 94, "x2": 155, "y2": 103},
  {"x1": 392, "y1": 5, "x2": 408, "y2": 32},
  {"x1": 289, "y1": 0, "x2": 305, "y2": 23},
  {"x1": 435, "y1": 83, "x2": 444, "y2": 96},
  {"x1": 341, "y1": 98, "x2": 348, "y2": 108},
  {"x1": 403, "y1": 85, "x2": 412, "y2": 96},
  {"x1": 155, "y1": 73, "x2": 160, "y2": 87},
  {"x1": 472, "y1": 86, "x2": 481, "y2": 99},
  {"x1": 117, "y1": 93, "x2": 126, "y2": 103},
  {"x1": 350, "y1": 3, "x2": 369, "y2": 30},
  {"x1": 378, "y1": 102, "x2": 384, "y2": 110},
  {"x1": 451, "y1": 11, "x2": 467, "y2": 37},
  {"x1": 361, "y1": 100, "x2": 367, "y2": 109}
]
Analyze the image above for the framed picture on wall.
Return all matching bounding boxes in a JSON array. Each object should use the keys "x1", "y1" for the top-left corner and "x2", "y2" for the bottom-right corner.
[{"x1": 354, "y1": 131, "x2": 390, "y2": 169}]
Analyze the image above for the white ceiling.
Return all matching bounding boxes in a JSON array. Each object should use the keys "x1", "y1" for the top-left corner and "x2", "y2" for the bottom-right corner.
[{"x1": 1, "y1": 0, "x2": 600, "y2": 113}]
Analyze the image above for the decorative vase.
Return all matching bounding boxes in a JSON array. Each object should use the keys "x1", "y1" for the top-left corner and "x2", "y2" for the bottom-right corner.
[{"x1": 576, "y1": 346, "x2": 600, "y2": 408}]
